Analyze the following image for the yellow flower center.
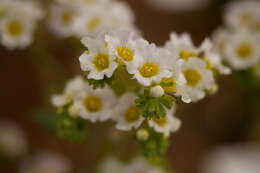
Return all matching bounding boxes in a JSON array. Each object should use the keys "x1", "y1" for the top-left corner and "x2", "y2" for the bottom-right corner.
[
  {"x1": 87, "y1": 16, "x2": 101, "y2": 32},
  {"x1": 6, "y1": 19, "x2": 24, "y2": 37},
  {"x1": 139, "y1": 62, "x2": 160, "y2": 78},
  {"x1": 117, "y1": 46, "x2": 134, "y2": 62},
  {"x1": 61, "y1": 11, "x2": 73, "y2": 26},
  {"x1": 161, "y1": 78, "x2": 177, "y2": 93},
  {"x1": 153, "y1": 117, "x2": 167, "y2": 127},
  {"x1": 184, "y1": 69, "x2": 202, "y2": 87},
  {"x1": 124, "y1": 106, "x2": 140, "y2": 123},
  {"x1": 180, "y1": 50, "x2": 198, "y2": 60},
  {"x1": 83, "y1": 95, "x2": 102, "y2": 112},
  {"x1": 92, "y1": 53, "x2": 110, "y2": 71},
  {"x1": 236, "y1": 43, "x2": 253, "y2": 59},
  {"x1": 239, "y1": 13, "x2": 252, "y2": 25}
]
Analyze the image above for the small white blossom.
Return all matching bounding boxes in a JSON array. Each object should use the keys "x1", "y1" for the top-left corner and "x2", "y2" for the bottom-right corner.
[
  {"x1": 51, "y1": 76, "x2": 87, "y2": 108},
  {"x1": 73, "y1": 86, "x2": 117, "y2": 123},
  {"x1": 223, "y1": 29, "x2": 260, "y2": 70},
  {"x1": 225, "y1": 0, "x2": 260, "y2": 31},
  {"x1": 129, "y1": 42, "x2": 176, "y2": 86},
  {"x1": 177, "y1": 57, "x2": 215, "y2": 103},
  {"x1": 49, "y1": 3, "x2": 76, "y2": 38},
  {"x1": 148, "y1": 106, "x2": 181, "y2": 136},
  {"x1": 79, "y1": 36, "x2": 118, "y2": 80},
  {"x1": 113, "y1": 93, "x2": 144, "y2": 131}
]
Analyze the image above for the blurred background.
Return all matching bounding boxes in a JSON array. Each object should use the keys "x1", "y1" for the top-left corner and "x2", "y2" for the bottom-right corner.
[{"x1": 1, "y1": 0, "x2": 260, "y2": 173}]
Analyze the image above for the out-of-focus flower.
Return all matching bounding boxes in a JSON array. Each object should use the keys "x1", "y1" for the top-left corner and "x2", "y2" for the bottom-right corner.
[
  {"x1": 99, "y1": 156, "x2": 166, "y2": 173},
  {"x1": 217, "y1": 29, "x2": 260, "y2": 70},
  {"x1": 201, "y1": 144, "x2": 260, "y2": 173},
  {"x1": 98, "y1": 157, "x2": 124, "y2": 173},
  {"x1": 145, "y1": 0, "x2": 211, "y2": 13},
  {"x1": 0, "y1": 0, "x2": 43, "y2": 49},
  {"x1": 148, "y1": 106, "x2": 181, "y2": 136},
  {"x1": 125, "y1": 157, "x2": 166, "y2": 173},
  {"x1": 0, "y1": 121, "x2": 27, "y2": 158},
  {"x1": 49, "y1": 0, "x2": 136, "y2": 38},
  {"x1": 73, "y1": 86, "x2": 117, "y2": 123},
  {"x1": 224, "y1": 0, "x2": 260, "y2": 32},
  {"x1": 20, "y1": 152, "x2": 72, "y2": 173},
  {"x1": 51, "y1": 76, "x2": 87, "y2": 108},
  {"x1": 113, "y1": 92, "x2": 144, "y2": 131},
  {"x1": 49, "y1": 2, "x2": 77, "y2": 38}
]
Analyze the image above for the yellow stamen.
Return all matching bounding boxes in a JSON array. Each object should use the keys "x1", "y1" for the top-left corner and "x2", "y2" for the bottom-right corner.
[
  {"x1": 236, "y1": 43, "x2": 253, "y2": 59},
  {"x1": 87, "y1": 17, "x2": 101, "y2": 32},
  {"x1": 153, "y1": 117, "x2": 167, "y2": 127},
  {"x1": 117, "y1": 47, "x2": 134, "y2": 62},
  {"x1": 83, "y1": 95, "x2": 102, "y2": 112},
  {"x1": 61, "y1": 11, "x2": 73, "y2": 26},
  {"x1": 184, "y1": 69, "x2": 202, "y2": 87},
  {"x1": 139, "y1": 62, "x2": 160, "y2": 78},
  {"x1": 92, "y1": 53, "x2": 109, "y2": 71},
  {"x1": 180, "y1": 50, "x2": 198, "y2": 60},
  {"x1": 124, "y1": 106, "x2": 140, "y2": 123},
  {"x1": 161, "y1": 78, "x2": 177, "y2": 93},
  {"x1": 6, "y1": 19, "x2": 23, "y2": 37}
]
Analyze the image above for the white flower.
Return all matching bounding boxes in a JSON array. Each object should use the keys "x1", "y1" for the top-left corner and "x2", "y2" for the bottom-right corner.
[
  {"x1": 49, "y1": 3, "x2": 76, "y2": 38},
  {"x1": 212, "y1": 28, "x2": 230, "y2": 55},
  {"x1": 145, "y1": 0, "x2": 211, "y2": 13},
  {"x1": 165, "y1": 32, "x2": 198, "y2": 60},
  {"x1": 201, "y1": 144, "x2": 260, "y2": 173},
  {"x1": 148, "y1": 105, "x2": 181, "y2": 136},
  {"x1": 199, "y1": 38, "x2": 231, "y2": 75},
  {"x1": 224, "y1": 0, "x2": 260, "y2": 31},
  {"x1": 0, "y1": 15, "x2": 35, "y2": 50},
  {"x1": 98, "y1": 157, "x2": 124, "y2": 173},
  {"x1": 177, "y1": 57, "x2": 215, "y2": 103},
  {"x1": 73, "y1": 5, "x2": 109, "y2": 37},
  {"x1": 223, "y1": 29, "x2": 260, "y2": 70},
  {"x1": 51, "y1": 76, "x2": 87, "y2": 108},
  {"x1": 73, "y1": 86, "x2": 117, "y2": 123},
  {"x1": 125, "y1": 157, "x2": 166, "y2": 173},
  {"x1": 108, "y1": 1, "x2": 136, "y2": 29},
  {"x1": 79, "y1": 36, "x2": 118, "y2": 80},
  {"x1": 113, "y1": 93, "x2": 144, "y2": 131},
  {"x1": 129, "y1": 42, "x2": 176, "y2": 86},
  {"x1": 20, "y1": 152, "x2": 71, "y2": 173},
  {"x1": 105, "y1": 29, "x2": 140, "y2": 69},
  {"x1": 0, "y1": 121, "x2": 27, "y2": 158}
]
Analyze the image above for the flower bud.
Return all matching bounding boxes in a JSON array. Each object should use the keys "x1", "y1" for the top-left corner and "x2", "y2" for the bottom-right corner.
[
  {"x1": 136, "y1": 129, "x2": 149, "y2": 141},
  {"x1": 150, "y1": 85, "x2": 164, "y2": 98}
]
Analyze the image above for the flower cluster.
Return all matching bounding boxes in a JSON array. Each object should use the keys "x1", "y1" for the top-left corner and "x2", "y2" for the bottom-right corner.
[
  {"x1": 99, "y1": 156, "x2": 167, "y2": 173},
  {"x1": 48, "y1": 0, "x2": 136, "y2": 38},
  {"x1": 0, "y1": 0, "x2": 43, "y2": 50},
  {"x1": 213, "y1": 0, "x2": 260, "y2": 72},
  {"x1": 51, "y1": 26, "x2": 229, "y2": 157}
]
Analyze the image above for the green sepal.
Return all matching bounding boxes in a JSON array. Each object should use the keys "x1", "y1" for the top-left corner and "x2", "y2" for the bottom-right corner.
[{"x1": 135, "y1": 89, "x2": 175, "y2": 119}]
